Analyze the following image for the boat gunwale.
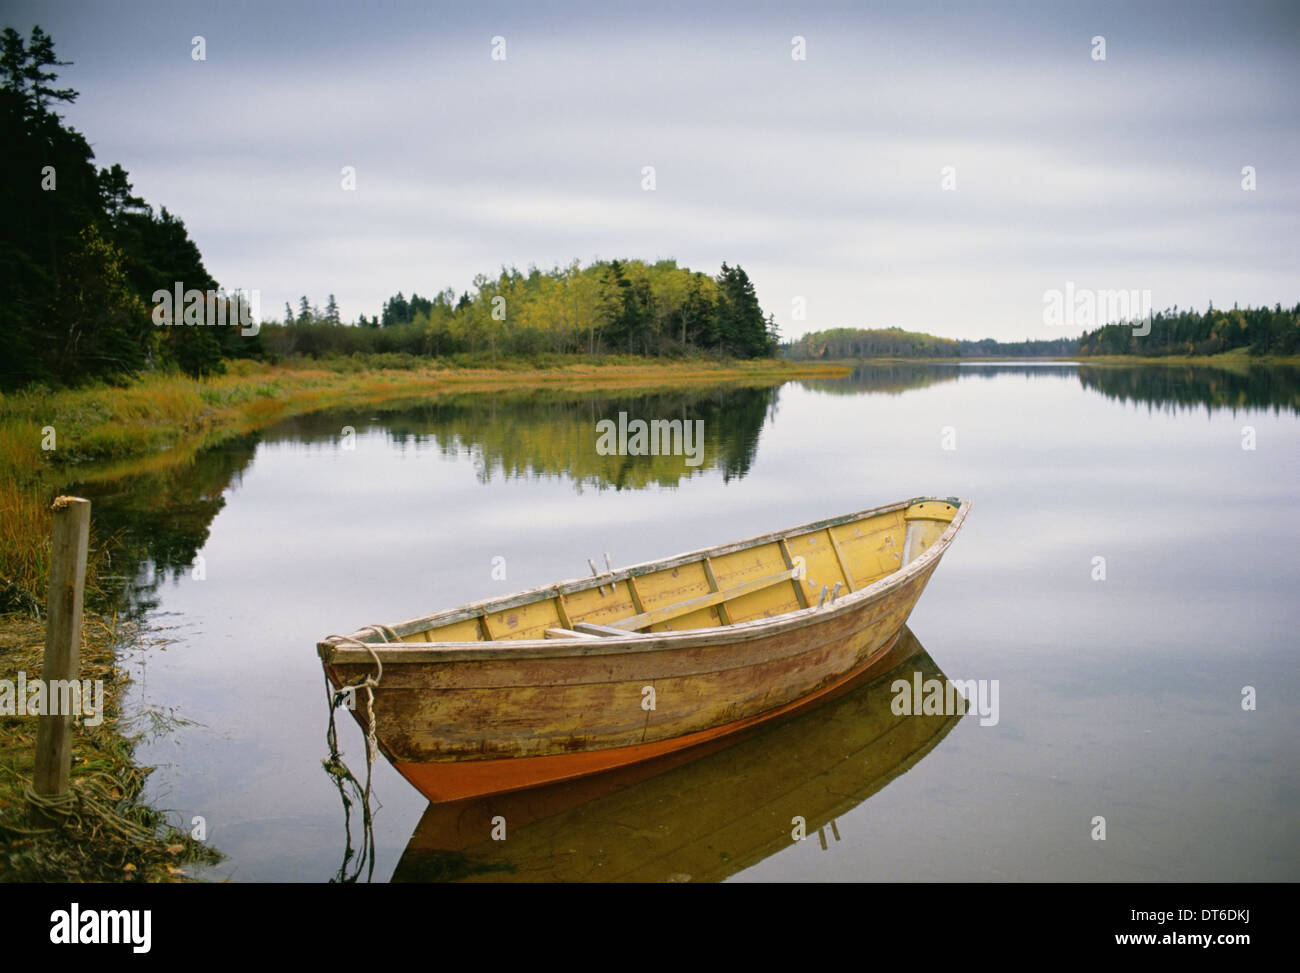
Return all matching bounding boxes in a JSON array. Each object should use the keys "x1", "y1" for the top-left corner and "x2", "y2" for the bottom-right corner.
[{"x1": 319, "y1": 496, "x2": 970, "y2": 665}]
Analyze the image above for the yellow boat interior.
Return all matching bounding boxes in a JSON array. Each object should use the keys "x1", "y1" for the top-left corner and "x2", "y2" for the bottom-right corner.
[{"x1": 361, "y1": 498, "x2": 962, "y2": 645}]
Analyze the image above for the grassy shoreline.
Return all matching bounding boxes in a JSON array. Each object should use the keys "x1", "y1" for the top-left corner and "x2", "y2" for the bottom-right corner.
[
  {"x1": 3, "y1": 357, "x2": 845, "y2": 472},
  {"x1": 0, "y1": 357, "x2": 846, "y2": 592}
]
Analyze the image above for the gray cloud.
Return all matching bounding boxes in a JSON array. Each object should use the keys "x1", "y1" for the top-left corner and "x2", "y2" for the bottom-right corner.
[{"x1": 7, "y1": 0, "x2": 1297, "y2": 340}]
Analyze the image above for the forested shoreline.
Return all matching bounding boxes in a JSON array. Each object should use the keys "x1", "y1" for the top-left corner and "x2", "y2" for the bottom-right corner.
[
  {"x1": 782, "y1": 327, "x2": 1076, "y2": 359},
  {"x1": 267, "y1": 258, "x2": 779, "y2": 364},
  {"x1": 1, "y1": 26, "x2": 777, "y2": 392},
  {"x1": 783, "y1": 305, "x2": 1300, "y2": 362}
]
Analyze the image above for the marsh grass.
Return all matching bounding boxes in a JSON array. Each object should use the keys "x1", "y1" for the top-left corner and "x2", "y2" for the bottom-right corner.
[{"x1": 0, "y1": 614, "x2": 221, "y2": 881}]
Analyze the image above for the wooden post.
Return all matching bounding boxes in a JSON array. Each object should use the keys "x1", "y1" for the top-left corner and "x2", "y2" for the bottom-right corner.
[{"x1": 33, "y1": 496, "x2": 90, "y2": 798}]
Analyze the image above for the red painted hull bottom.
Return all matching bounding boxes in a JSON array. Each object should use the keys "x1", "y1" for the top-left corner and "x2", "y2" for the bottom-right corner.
[{"x1": 394, "y1": 629, "x2": 905, "y2": 803}]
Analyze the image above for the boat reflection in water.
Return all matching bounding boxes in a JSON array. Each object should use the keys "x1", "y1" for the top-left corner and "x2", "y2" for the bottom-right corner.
[{"x1": 390, "y1": 625, "x2": 961, "y2": 882}]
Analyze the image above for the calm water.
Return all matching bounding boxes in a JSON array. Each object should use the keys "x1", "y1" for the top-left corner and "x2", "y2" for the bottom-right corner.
[{"x1": 73, "y1": 363, "x2": 1300, "y2": 881}]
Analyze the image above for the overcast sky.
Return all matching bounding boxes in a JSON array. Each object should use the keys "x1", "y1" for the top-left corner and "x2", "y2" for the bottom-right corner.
[{"x1": 7, "y1": 0, "x2": 1298, "y2": 341}]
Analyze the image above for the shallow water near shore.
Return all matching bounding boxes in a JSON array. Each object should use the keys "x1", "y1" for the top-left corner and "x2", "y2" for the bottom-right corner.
[{"x1": 70, "y1": 362, "x2": 1300, "y2": 881}]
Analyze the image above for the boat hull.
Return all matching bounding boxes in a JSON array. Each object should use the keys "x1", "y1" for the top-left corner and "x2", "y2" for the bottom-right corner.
[
  {"x1": 391, "y1": 624, "x2": 907, "y2": 802},
  {"x1": 320, "y1": 497, "x2": 969, "y2": 803},
  {"x1": 327, "y1": 560, "x2": 943, "y2": 802}
]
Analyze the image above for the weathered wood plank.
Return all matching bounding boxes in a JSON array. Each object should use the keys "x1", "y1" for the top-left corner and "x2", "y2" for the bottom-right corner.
[
  {"x1": 574, "y1": 622, "x2": 636, "y2": 638},
  {"x1": 701, "y1": 558, "x2": 731, "y2": 626},
  {"x1": 610, "y1": 568, "x2": 799, "y2": 631},
  {"x1": 626, "y1": 576, "x2": 646, "y2": 615},
  {"x1": 826, "y1": 528, "x2": 857, "y2": 592},
  {"x1": 553, "y1": 591, "x2": 572, "y2": 629},
  {"x1": 777, "y1": 537, "x2": 810, "y2": 609}
]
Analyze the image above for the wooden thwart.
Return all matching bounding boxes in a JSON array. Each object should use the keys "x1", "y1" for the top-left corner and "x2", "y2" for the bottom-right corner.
[
  {"x1": 573, "y1": 622, "x2": 634, "y2": 638},
  {"x1": 605, "y1": 567, "x2": 801, "y2": 632}
]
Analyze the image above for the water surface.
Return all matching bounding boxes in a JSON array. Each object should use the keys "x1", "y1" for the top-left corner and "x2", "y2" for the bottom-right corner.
[{"x1": 73, "y1": 362, "x2": 1300, "y2": 881}]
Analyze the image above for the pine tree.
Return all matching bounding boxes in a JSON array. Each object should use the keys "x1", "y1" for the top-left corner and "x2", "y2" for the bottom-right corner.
[
  {"x1": 23, "y1": 26, "x2": 77, "y2": 115},
  {"x1": 382, "y1": 291, "x2": 410, "y2": 327},
  {"x1": 0, "y1": 26, "x2": 77, "y2": 117},
  {"x1": 50, "y1": 225, "x2": 149, "y2": 381},
  {"x1": 714, "y1": 263, "x2": 769, "y2": 357},
  {"x1": 97, "y1": 163, "x2": 147, "y2": 224}
]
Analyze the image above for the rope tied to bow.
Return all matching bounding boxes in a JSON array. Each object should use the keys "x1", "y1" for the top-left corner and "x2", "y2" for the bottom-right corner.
[
  {"x1": 324, "y1": 625, "x2": 391, "y2": 771},
  {"x1": 321, "y1": 625, "x2": 391, "y2": 883}
]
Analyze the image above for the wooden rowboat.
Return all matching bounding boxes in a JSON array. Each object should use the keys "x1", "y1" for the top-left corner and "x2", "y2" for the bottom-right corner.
[{"x1": 318, "y1": 495, "x2": 970, "y2": 803}]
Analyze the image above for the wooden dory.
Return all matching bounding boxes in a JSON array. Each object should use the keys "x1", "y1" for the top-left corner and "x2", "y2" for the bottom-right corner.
[{"x1": 318, "y1": 495, "x2": 970, "y2": 802}]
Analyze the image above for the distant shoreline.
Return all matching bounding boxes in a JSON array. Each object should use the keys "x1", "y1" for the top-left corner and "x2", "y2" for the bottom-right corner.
[{"x1": 790, "y1": 353, "x2": 1300, "y2": 366}]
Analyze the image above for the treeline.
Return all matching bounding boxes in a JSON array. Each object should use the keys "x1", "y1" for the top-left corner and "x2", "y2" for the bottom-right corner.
[
  {"x1": 262, "y1": 259, "x2": 779, "y2": 362},
  {"x1": 958, "y1": 337, "x2": 1079, "y2": 357},
  {"x1": 783, "y1": 327, "x2": 1075, "y2": 360},
  {"x1": 1, "y1": 27, "x2": 776, "y2": 391},
  {"x1": 1077, "y1": 304, "x2": 1300, "y2": 357},
  {"x1": 783, "y1": 327, "x2": 962, "y2": 359},
  {"x1": 784, "y1": 304, "x2": 1300, "y2": 361},
  {"x1": 1, "y1": 26, "x2": 258, "y2": 389}
]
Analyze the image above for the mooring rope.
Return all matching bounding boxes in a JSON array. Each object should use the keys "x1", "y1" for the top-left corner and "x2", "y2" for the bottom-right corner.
[
  {"x1": 15, "y1": 784, "x2": 80, "y2": 833},
  {"x1": 324, "y1": 626, "x2": 388, "y2": 768},
  {"x1": 320, "y1": 626, "x2": 389, "y2": 882},
  {"x1": 16, "y1": 772, "x2": 159, "y2": 844}
]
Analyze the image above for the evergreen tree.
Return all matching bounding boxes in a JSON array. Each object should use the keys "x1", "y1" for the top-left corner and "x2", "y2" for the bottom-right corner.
[
  {"x1": 715, "y1": 263, "x2": 770, "y2": 357},
  {"x1": 49, "y1": 224, "x2": 149, "y2": 382},
  {"x1": 0, "y1": 26, "x2": 244, "y2": 384},
  {"x1": 21, "y1": 26, "x2": 76, "y2": 115},
  {"x1": 97, "y1": 163, "x2": 147, "y2": 225},
  {"x1": 1, "y1": 25, "x2": 76, "y2": 117},
  {"x1": 382, "y1": 291, "x2": 410, "y2": 327}
]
